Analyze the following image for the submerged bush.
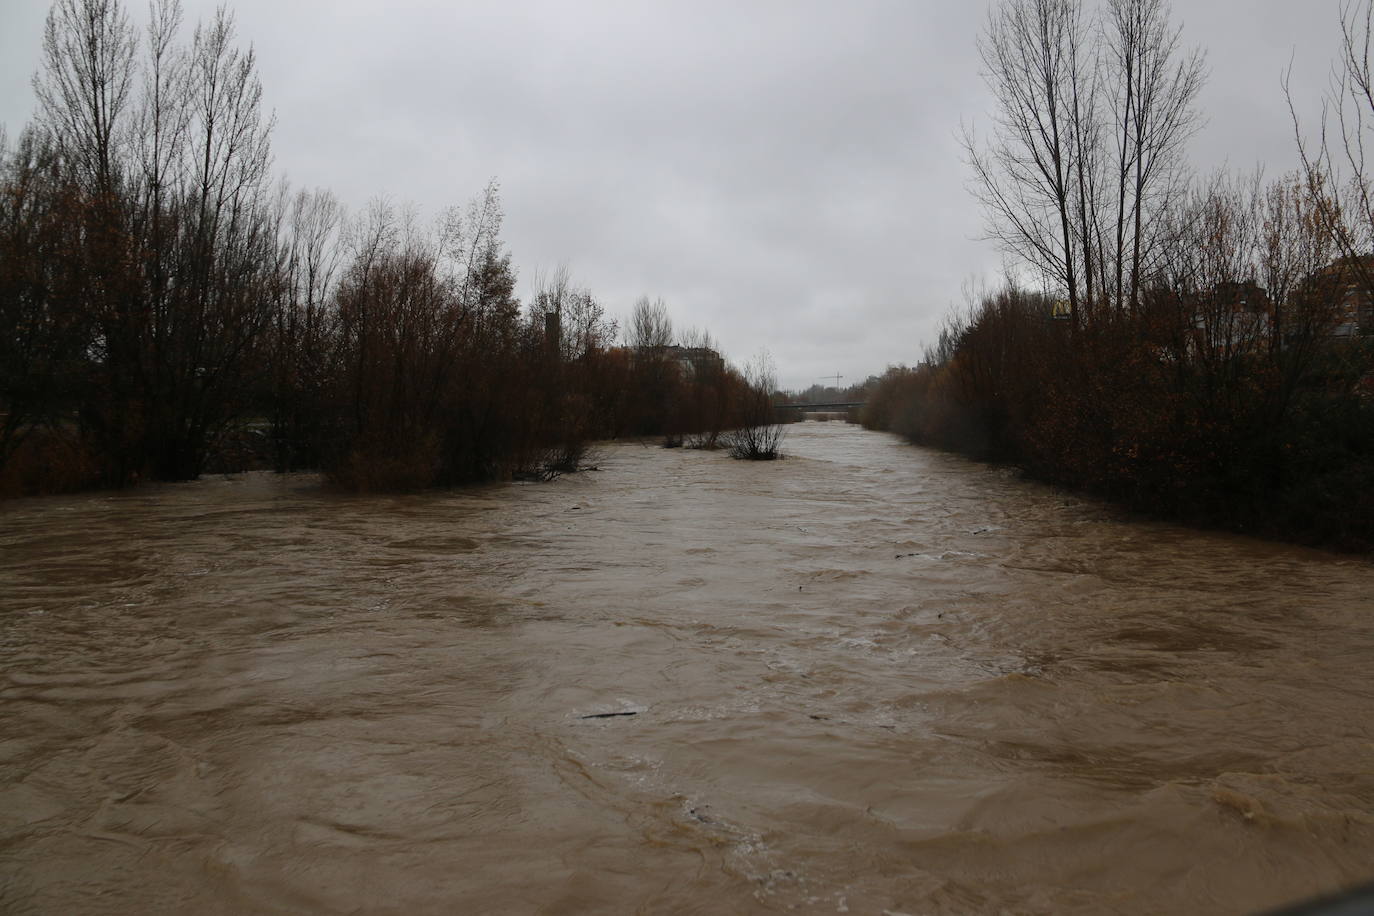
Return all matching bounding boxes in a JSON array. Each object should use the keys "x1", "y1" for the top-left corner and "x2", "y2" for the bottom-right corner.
[{"x1": 724, "y1": 352, "x2": 785, "y2": 461}]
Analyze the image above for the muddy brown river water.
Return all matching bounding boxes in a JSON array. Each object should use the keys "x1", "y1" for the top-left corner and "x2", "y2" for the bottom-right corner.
[{"x1": 2, "y1": 421, "x2": 1372, "y2": 915}]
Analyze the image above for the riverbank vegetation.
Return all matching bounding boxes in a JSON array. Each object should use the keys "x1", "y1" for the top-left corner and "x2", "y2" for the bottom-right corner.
[
  {"x1": 862, "y1": 0, "x2": 1374, "y2": 550},
  {"x1": 0, "y1": 0, "x2": 780, "y2": 497}
]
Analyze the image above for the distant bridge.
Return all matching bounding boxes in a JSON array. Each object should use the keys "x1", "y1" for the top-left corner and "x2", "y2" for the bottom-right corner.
[{"x1": 774, "y1": 401, "x2": 866, "y2": 412}]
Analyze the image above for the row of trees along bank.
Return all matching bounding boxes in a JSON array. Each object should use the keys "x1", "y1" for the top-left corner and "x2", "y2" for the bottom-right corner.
[
  {"x1": 0, "y1": 0, "x2": 781, "y2": 496},
  {"x1": 863, "y1": 0, "x2": 1374, "y2": 550}
]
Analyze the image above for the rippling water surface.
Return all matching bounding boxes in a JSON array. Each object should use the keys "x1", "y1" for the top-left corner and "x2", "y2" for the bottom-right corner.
[{"x1": 2, "y1": 422, "x2": 1372, "y2": 914}]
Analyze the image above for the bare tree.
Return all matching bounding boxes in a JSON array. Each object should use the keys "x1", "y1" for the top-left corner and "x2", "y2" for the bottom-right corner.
[
  {"x1": 140, "y1": 5, "x2": 276, "y2": 478},
  {"x1": 527, "y1": 266, "x2": 615, "y2": 361},
  {"x1": 628, "y1": 295, "x2": 673, "y2": 351},
  {"x1": 1146, "y1": 167, "x2": 1349, "y2": 423},
  {"x1": 267, "y1": 184, "x2": 343, "y2": 469},
  {"x1": 967, "y1": 0, "x2": 1203, "y2": 319},
  {"x1": 34, "y1": 0, "x2": 137, "y2": 195},
  {"x1": 31, "y1": 0, "x2": 280, "y2": 479},
  {"x1": 1290, "y1": 0, "x2": 1374, "y2": 324},
  {"x1": 1258, "y1": 171, "x2": 1340, "y2": 354},
  {"x1": 678, "y1": 326, "x2": 730, "y2": 449},
  {"x1": 437, "y1": 178, "x2": 505, "y2": 319},
  {"x1": 1104, "y1": 0, "x2": 1206, "y2": 311},
  {"x1": 0, "y1": 128, "x2": 95, "y2": 466},
  {"x1": 135, "y1": 0, "x2": 188, "y2": 375},
  {"x1": 966, "y1": 0, "x2": 1096, "y2": 325}
]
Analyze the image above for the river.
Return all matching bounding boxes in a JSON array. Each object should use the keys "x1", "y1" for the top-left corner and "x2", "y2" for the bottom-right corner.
[{"x1": 2, "y1": 421, "x2": 1372, "y2": 914}]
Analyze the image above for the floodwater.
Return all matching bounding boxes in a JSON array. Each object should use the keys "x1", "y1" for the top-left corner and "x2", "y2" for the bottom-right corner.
[{"x1": 2, "y1": 421, "x2": 1372, "y2": 915}]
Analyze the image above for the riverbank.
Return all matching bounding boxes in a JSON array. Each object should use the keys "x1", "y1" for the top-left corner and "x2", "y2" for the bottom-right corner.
[{"x1": 859, "y1": 305, "x2": 1374, "y2": 554}]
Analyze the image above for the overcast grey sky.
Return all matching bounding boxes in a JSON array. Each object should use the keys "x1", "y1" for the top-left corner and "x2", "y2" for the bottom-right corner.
[{"x1": 0, "y1": 1, "x2": 1349, "y2": 390}]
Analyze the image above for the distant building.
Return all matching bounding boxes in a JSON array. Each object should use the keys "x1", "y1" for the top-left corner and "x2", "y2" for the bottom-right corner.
[
  {"x1": 633, "y1": 344, "x2": 724, "y2": 377},
  {"x1": 1310, "y1": 255, "x2": 1374, "y2": 337},
  {"x1": 1197, "y1": 280, "x2": 1273, "y2": 353},
  {"x1": 670, "y1": 345, "x2": 724, "y2": 376}
]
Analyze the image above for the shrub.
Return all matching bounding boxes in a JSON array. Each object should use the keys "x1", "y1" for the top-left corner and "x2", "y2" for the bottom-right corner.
[{"x1": 724, "y1": 352, "x2": 785, "y2": 460}]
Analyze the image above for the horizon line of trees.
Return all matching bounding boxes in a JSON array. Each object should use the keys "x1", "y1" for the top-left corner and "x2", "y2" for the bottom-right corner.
[
  {"x1": 0, "y1": 0, "x2": 783, "y2": 497},
  {"x1": 864, "y1": 0, "x2": 1374, "y2": 550}
]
